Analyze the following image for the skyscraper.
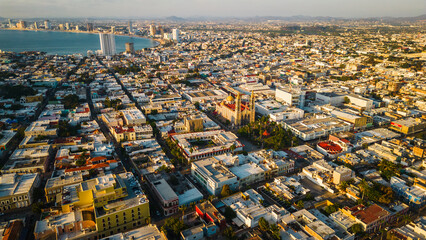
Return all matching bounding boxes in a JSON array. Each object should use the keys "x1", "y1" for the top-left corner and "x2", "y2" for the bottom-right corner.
[
  {"x1": 87, "y1": 23, "x2": 94, "y2": 32},
  {"x1": 111, "y1": 26, "x2": 116, "y2": 33},
  {"x1": 65, "y1": 22, "x2": 70, "y2": 30},
  {"x1": 158, "y1": 25, "x2": 164, "y2": 38},
  {"x1": 17, "y1": 21, "x2": 27, "y2": 29},
  {"x1": 172, "y1": 28, "x2": 180, "y2": 42},
  {"x1": 128, "y1": 21, "x2": 133, "y2": 33},
  {"x1": 44, "y1": 20, "x2": 51, "y2": 30},
  {"x1": 125, "y1": 42, "x2": 135, "y2": 54},
  {"x1": 99, "y1": 33, "x2": 116, "y2": 56},
  {"x1": 8, "y1": 19, "x2": 12, "y2": 28},
  {"x1": 149, "y1": 24, "x2": 156, "y2": 36},
  {"x1": 34, "y1": 22, "x2": 38, "y2": 30}
]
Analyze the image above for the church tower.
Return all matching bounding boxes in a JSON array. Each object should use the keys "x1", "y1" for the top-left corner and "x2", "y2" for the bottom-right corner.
[
  {"x1": 250, "y1": 91, "x2": 255, "y2": 123},
  {"x1": 235, "y1": 93, "x2": 242, "y2": 126}
]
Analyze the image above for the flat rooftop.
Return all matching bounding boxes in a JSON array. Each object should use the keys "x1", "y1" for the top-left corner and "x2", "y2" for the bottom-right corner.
[
  {"x1": 100, "y1": 224, "x2": 166, "y2": 240},
  {"x1": 193, "y1": 158, "x2": 236, "y2": 184}
]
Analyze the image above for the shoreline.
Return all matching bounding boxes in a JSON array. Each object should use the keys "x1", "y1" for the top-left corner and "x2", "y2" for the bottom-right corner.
[{"x1": 0, "y1": 28, "x2": 161, "y2": 54}]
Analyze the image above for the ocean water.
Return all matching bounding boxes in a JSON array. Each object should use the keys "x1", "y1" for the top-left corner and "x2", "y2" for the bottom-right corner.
[{"x1": 0, "y1": 29, "x2": 157, "y2": 55}]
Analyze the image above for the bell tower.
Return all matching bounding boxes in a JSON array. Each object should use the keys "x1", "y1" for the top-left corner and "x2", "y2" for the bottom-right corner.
[
  {"x1": 250, "y1": 90, "x2": 255, "y2": 123},
  {"x1": 235, "y1": 93, "x2": 242, "y2": 126}
]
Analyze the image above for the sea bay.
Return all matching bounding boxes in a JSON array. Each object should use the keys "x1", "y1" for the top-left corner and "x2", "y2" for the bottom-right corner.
[{"x1": 0, "y1": 29, "x2": 157, "y2": 55}]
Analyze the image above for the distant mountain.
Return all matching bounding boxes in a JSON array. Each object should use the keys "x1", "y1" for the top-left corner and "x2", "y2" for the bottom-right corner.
[{"x1": 164, "y1": 16, "x2": 186, "y2": 22}]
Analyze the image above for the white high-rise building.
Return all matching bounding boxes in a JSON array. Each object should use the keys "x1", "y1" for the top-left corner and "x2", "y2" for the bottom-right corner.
[
  {"x1": 99, "y1": 33, "x2": 116, "y2": 56},
  {"x1": 149, "y1": 25, "x2": 156, "y2": 36},
  {"x1": 172, "y1": 28, "x2": 180, "y2": 42},
  {"x1": 128, "y1": 21, "x2": 133, "y2": 33},
  {"x1": 44, "y1": 20, "x2": 51, "y2": 30},
  {"x1": 65, "y1": 22, "x2": 70, "y2": 30}
]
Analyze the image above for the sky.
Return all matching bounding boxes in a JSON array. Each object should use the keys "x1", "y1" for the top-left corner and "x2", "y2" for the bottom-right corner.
[{"x1": 1, "y1": 0, "x2": 425, "y2": 19}]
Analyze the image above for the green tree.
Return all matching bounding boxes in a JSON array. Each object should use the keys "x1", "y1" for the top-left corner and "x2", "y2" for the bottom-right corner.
[
  {"x1": 224, "y1": 226, "x2": 236, "y2": 240},
  {"x1": 339, "y1": 181, "x2": 349, "y2": 192},
  {"x1": 258, "y1": 217, "x2": 269, "y2": 232},
  {"x1": 359, "y1": 179, "x2": 369, "y2": 200},
  {"x1": 270, "y1": 224, "x2": 280, "y2": 240},
  {"x1": 351, "y1": 223, "x2": 364, "y2": 234},
  {"x1": 32, "y1": 202, "x2": 44, "y2": 214},
  {"x1": 230, "y1": 144, "x2": 236, "y2": 153},
  {"x1": 169, "y1": 175, "x2": 179, "y2": 185},
  {"x1": 223, "y1": 206, "x2": 237, "y2": 220},
  {"x1": 63, "y1": 94, "x2": 80, "y2": 109},
  {"x1": 324, "y1": 204, "x2": 338, "y2": 215},
  {"x1": 194, "y1": 102, "x2": 200, "y2": 109},
  {"x1": 344, "y1": 96, "x2": 350, "y2": 104},
  {"x1": 179, "y1": 205, "x2": 187, "y2": 220},
  {"x1": 162, "y1": 217, "x2": 186, "y2": 238},
  {"x1": 296, "y1": 200, "x2": 304, "y2": 209}
]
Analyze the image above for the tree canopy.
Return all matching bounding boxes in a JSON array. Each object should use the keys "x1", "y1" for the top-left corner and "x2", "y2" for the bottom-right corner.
[
  {"x1": 0, "y1": 84, "x2": 36, "y2": 100},
  {"x1": 63, "y1": 94, "x2": 80, "y2": 109},
  {"x1": 238, "y1": 117, "x2": 298, "y2": 150}
]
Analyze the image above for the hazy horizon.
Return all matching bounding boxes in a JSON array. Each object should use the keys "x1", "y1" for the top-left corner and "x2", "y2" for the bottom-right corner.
[{"x1": 1, "y1": 0, "x2": 425, "y2": 19}]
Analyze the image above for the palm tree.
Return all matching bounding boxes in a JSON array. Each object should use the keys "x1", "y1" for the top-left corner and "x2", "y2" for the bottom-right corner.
[
  {"x1": 402, "y1": 214, "x2": 411, "y2": 225},
  {"x1": 359, "y1": 179, "x2": 369, "y2": 200},
  {"x1": 179, "y1": 205, "x2": 187, "y2": 220}
]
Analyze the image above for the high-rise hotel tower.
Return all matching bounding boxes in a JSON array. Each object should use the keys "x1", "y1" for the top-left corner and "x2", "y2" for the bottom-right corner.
[{"x1": 99, "y1": 33, "x2": 116, "y2": 56}]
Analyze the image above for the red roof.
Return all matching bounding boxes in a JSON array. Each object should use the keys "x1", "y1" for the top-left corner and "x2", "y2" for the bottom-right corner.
[
  {"x1": 65, "y1": 166, "x2": 92, "y2": 173},
  {"x1": 224, "y1": 103, "x2": 249, "y2": 112},
  {"x1": 318, "y1": 141, "x2": 342, "y2": 154},
  {"x1": 76, "y1": 108, "x2": 90, "y2": 113},
  {"x1": 3, "y1": 220, "x2": 23, "y2": 240},
  {"x1": 113, "y1": 126, "x2": 135, "y2": 134},
  {"x1": 348, "y1": 204, "x2": 390, "y2": 224},
  {"x1": 88, "y1": 156, "x2": 107, "y2": 163}
]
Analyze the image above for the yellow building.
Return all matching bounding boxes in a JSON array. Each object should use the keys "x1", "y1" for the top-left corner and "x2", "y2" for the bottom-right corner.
[
  {"x1": 185, "y1": 115, "x2": 203, "y2": 132},
  {"x1": 389, "y1": 118, "x2": 426, "y2": 135},
  {"x1": 58, "y1": 173, "x2": 150, "y2": 239},
  {"x1": 331, "y1": 110, "x2": 369, "y2": 129},
  {"x1": 44, "y1": 172, "x2": 84, "y2": 202},
  {"x1": 110, "y1": 126, "x2": 136, "y2": 142},
  {"x1": 215, "y1": 92, "x2": 255, "y2": 127}
]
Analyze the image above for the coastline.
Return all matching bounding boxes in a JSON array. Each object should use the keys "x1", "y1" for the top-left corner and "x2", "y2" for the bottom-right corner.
[{"x1": 1, "y1": 28, "x2": 161, "y2": 48}]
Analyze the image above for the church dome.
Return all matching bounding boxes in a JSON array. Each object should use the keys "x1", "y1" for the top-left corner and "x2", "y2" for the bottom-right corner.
[{"x1": 226, "y1": 95, "x2": 234, "y2": 102}]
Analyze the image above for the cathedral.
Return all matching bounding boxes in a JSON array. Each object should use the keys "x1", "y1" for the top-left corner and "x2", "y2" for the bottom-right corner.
[{"x1": 216, "y1": 91, "x2": 255, "y2": 127}]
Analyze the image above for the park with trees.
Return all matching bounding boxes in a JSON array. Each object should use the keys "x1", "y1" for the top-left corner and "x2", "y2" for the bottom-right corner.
[{"x1": 237, "y1": 116, "x2": 299, "y2": 150}]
